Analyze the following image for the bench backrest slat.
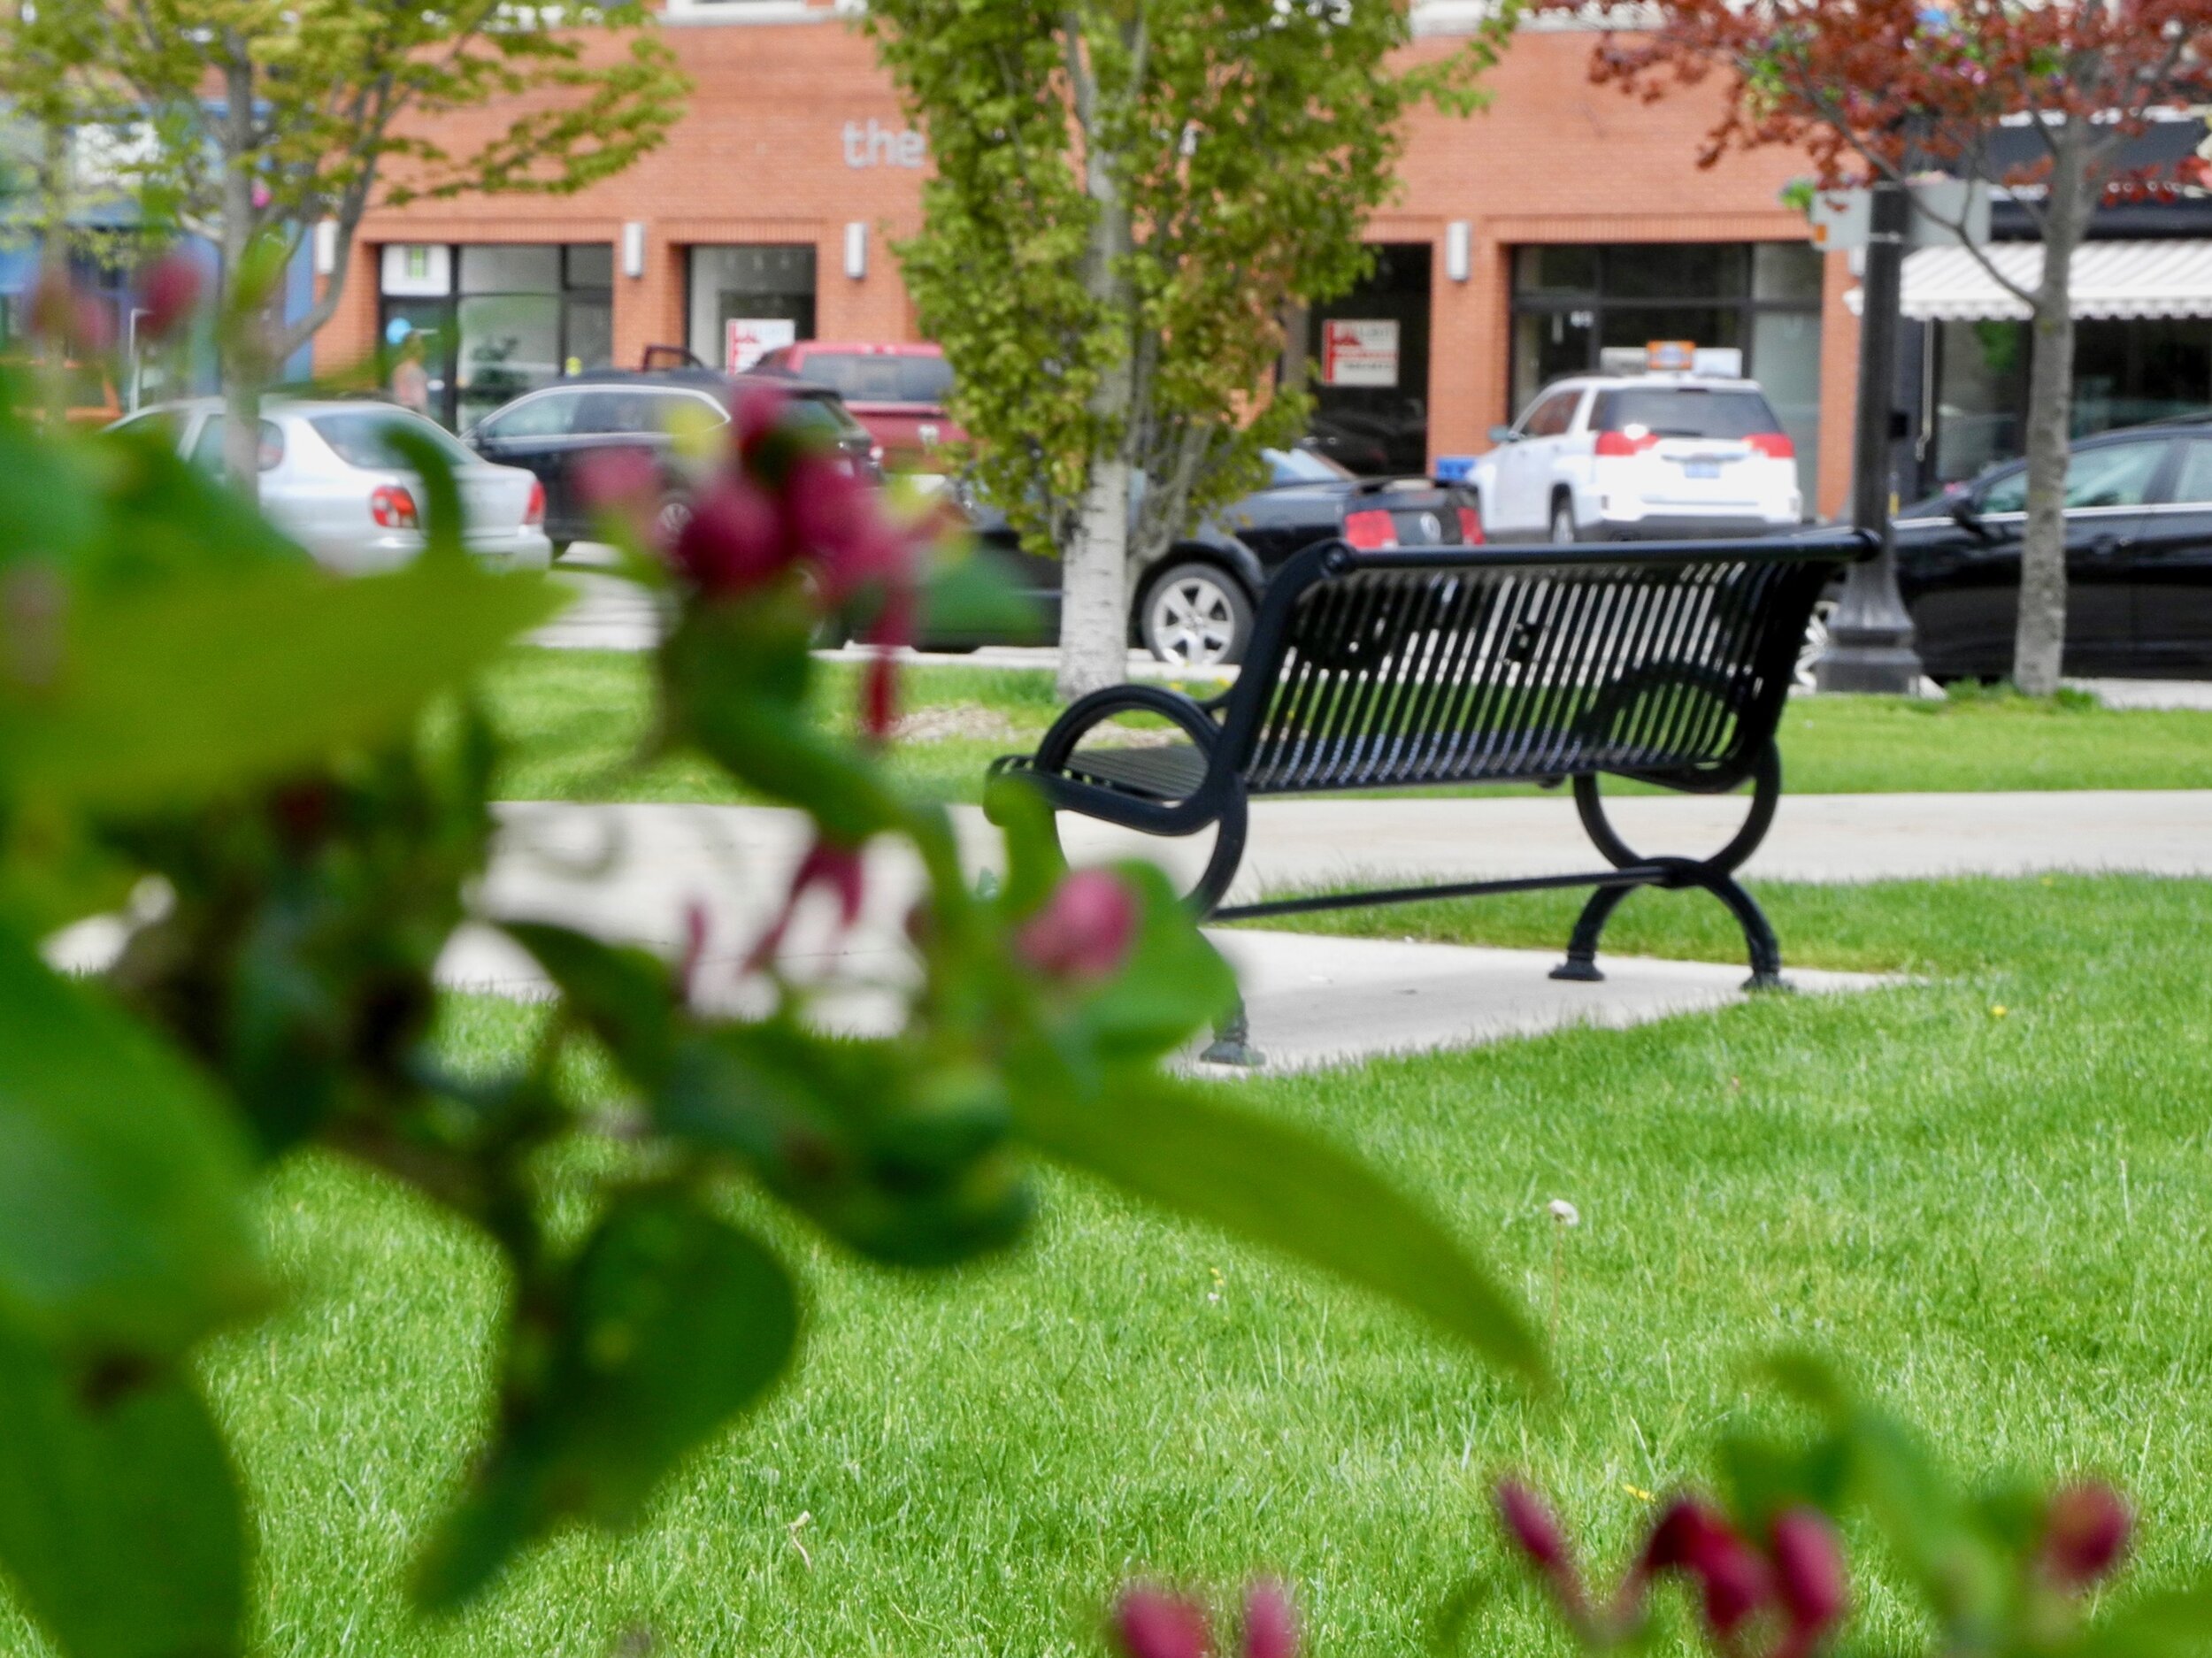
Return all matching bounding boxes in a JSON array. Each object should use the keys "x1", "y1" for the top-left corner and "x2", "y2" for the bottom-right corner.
[{"x1": 1214, "y1": 538, "x2": 1858, "y2": 794}]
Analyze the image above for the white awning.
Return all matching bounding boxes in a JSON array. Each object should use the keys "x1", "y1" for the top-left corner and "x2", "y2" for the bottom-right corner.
[{"x1": 1847, "y1": 239, "x2": 2212, "y2": 322}]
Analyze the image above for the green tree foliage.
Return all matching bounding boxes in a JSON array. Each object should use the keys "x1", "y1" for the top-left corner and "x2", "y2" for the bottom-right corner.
[
  {"x1": 864, "y1": 0, "x2": 1509, "y2": 697},
  {"x1": 10, "y1": 0, "x2": 687, "y2": 487},
  {"x1": 0, "y1": 337, "x2": 1538, "y2": 1656}
]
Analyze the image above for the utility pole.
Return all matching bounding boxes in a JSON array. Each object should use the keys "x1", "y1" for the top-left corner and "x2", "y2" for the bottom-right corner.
[{"x1": 1816, "y1": 177, "x2": 1925, "y2": 694}]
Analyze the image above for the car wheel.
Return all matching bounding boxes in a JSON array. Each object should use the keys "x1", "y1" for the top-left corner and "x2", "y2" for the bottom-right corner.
[
  {"x1": 1141, "y1": 563, "x2": 1253, "y2": 668},
  {"x1": 1549, "y1": 496, "x2": 1579, "y2": 545},
  {"x1": 655, "y1": 493, "x2": 695, "y2": 545},
  {"x1": 1794, "y1": 597, "x2": 1837, "y2": 691}
]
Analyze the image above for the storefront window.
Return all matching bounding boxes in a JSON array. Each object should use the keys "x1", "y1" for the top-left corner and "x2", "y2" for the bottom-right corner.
[
  {"x1": 1303, "y1": 242, "x2": 1433, "y2": 476},
  {"x1": 376, "y1": 242, "x2": 614, "y2": 429},
  {"x1": 1509, "y1": 240, "x2": 1824, "y2": 500},
  {"x1": 1931, "y1": 317, "x2": 2212, "y2": 487},
  {"x1": 688, "y1": 245, "x2": 817, "y2": 371}
]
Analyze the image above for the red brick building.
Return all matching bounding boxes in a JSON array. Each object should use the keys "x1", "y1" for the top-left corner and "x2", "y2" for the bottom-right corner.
[{"x1": 327, "y1": 5, "x2": 1863, "y2": 516}]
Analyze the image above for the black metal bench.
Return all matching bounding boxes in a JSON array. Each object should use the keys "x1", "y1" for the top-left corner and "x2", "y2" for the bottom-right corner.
[{"x1": 987, "y1": 531, "x2": 1870, "y2": 1063}]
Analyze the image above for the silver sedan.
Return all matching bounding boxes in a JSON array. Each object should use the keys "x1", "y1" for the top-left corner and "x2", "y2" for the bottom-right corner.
[{"x1": 109, "y1": 396, "x2": 554, "y2": 574}]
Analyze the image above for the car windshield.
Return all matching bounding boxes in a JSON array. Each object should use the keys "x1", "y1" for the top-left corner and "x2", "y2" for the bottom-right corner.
[
  {"x1": 1267, "y1": 447, "x2": 1356, "y2": 485},
  {"x1": 784, "y1": 389, "x2": 872, "y2": 441},
  {"x1": 1593, "y1": 387, "x2": 1782, "y2": 440},
  {"x1": 311, "y1": 409, "x2": 478, "y2": 470},
  {"x1": 792, "y1": 353, "x2": 953, "y2": 404}
]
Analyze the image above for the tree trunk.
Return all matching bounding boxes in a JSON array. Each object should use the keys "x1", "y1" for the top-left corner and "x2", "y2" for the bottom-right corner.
[
  {"x1": 2014, "y1": 117, "x2": 2090, "y2": 697},
  {"x1": 219, "y1": 54, "x2": 263, "y2": 504},
  {"x1": 1062, "y1": 457, "x2": 1133, "y2": 697},
  {"x1": 1054, "y1": 13, "x2": 1141, "y2": 702},
  {"x1": 36, "y1": 119, "x2": 72, "y2": 426}
]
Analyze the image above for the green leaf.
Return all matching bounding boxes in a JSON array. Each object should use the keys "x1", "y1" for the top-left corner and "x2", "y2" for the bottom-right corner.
[
  {"x1": 656, "y1": 1025, "x2": 1033, "y2": 1268},
  {"x1": 0, "y1": 562, "x2": 563, "y2": 812},
  {"x1": 0, "y1": 927, "x2": 261, "y2": 1357},
  {"x1": 917, "y1": 542, "x2": 1041, "y2": 637},
  {"x1": 2078, "y1": 1581, "x2": 2212, "y2": 1657},
  {"x1": 0, "y1": 1323, "x2": 245, "y2": 1658},
  {"x1": 1070, "y1": 861, "x2": 1237, "y2": 1058},
  {"x1": 980, "y1": 771, "x2": 1064, "y2": 917},
  {"x1": 503, "y1": 921, "x2": 678, "y2": 1086},
  {"x1": 1015, "y1": 1066, "x2": 1543, "y2": 1383},
  {"x1": 414, "y1": 1195, "x2": 797, "y2": 1609},
  {"x1": 661, "y1": 605, "x2": 902, "y2": 842}
]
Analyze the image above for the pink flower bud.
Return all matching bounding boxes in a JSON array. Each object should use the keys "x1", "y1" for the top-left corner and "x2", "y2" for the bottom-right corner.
[
  {"x1": 679, "y1": 899, "x2": 710, "y2": 1003},
  {"x1": 1240, "y1": 1583, "x2": 1296, "y2": 1658},
  {"x1": 1497, "y1": 1481, "x2": 1573, "y2": 1575},
  {"x1": 861, "y1": 651, "x2": 898, "y2": 741},
  {"x1": 2042, "y1": 1484, "x2": 2129, "y2": 1590},
  {"x1": 1769, "y1": 1508, "x2": 1847, "y2": 1637},
  {"x1": 1643, "y1": 1500, "x2": 1768, "y2": 1637},
  {"x1": 672, "y1": 476, "x2": 793, "y2": 595},
  {"x1": 733, "y1": 381, "x2": 787, "y2": 456},
  {"x1": 576, "y1": 446, "x2": 661, "y2": 518},
  {"x1": 28, "y1": 272, "x2": 111, "y2": 357},
  {"x1": 1112, "y1": 1589, "x2": 1210, "y2": 1658},
  {"x1": 1017, "y1": 869, "x2": 1139, "y2": 981},
  {"x1": 135, "y1": 253, "x2": 203, "y2": 341},
  {"x1": 747, "y1": 839, "x2": 868, "y2": 971},
  {"x1": 826, "y1": 518, "x2": 918, "y2": 606},
  {"x1": 787, "y1": 449, "x2": 872, "y2": 560}
]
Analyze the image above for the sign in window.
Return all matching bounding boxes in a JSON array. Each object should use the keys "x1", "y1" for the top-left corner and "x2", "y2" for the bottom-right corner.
[{"x1": 1320, "y1": 319, "x2": 1400, "y2": 388}]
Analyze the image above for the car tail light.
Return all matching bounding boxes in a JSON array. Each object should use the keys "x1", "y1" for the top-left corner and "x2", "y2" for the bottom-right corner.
[
  {"x1": 370, "y1": 484, "x2": 419, "y2": 530},
  {"x1": 524, "y1": 479, "x2": 546, "y2": 527},
  {"x1": 1344, "y1": 507, "x2": 1397, "y2": 550},
  {"x1": 1594, "y1": 429, "x2": 1659, "y2": 457},
  {"x1": 1456, "y1": 505, "x2": 1484, "y2": 545},
  {"x1": 1747, "y1": 432, "x2": 1796, "y2": 459}
]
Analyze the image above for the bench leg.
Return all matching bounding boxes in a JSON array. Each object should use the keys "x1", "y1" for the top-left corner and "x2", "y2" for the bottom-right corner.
[
  {"x1": 1199, "y1": 994, "x2": 1266, "y2": 1068},
  {"x1": 1550, "y1": 884, "x2": 1634, "y2": 984},
  {"x1": 1701, "y1": 871, "x2": 1790, "y2": 994}
]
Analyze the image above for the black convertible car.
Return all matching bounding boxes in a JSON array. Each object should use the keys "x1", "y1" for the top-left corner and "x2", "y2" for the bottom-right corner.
[
  {"x1": 937, "y1": 447, "x2": 1482, "y2": 666},
  {"x1": 1893, "y1": 419, "x2": 2212, "y2": 679}
]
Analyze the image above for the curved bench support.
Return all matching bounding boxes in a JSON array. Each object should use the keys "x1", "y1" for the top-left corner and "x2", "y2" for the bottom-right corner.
[{"x1": 1549, "y1": 742, "x2": 1787, "y2": 992}]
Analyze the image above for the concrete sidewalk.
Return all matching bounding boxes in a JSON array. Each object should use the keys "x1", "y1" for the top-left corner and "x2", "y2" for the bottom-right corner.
[{"x1": 447, "y1": 786, "x2": 2211, "y2": 1073}]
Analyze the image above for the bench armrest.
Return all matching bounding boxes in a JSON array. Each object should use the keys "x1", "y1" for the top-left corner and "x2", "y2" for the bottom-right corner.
[{"x1": 1033, "y1": 683, "x2": 1225, "y2": 771}]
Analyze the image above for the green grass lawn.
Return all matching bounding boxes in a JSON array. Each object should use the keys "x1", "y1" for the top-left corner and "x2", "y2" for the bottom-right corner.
[
  {"x1": 1230, "y1": 869, "x2": 2112, "y2": 977},
  {"x1": 484, "y1": 648, "x2": 2212, "y2": 806},
  {"x1": 22, "y1": 873, "x2": 2210, "y2": 1658}
]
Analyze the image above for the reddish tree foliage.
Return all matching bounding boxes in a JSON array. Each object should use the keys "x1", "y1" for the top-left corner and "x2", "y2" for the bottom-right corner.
[
  {"x1": 1558, "y1": 2, "x2": 2212, "y2": 203},
  {"x1": 1543, "y1": 0, "x2": 2212, "y2": 693}
]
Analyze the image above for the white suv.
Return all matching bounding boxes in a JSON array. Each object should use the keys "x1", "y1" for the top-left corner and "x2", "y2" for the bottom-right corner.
[{"x1": 1470, "y1": 373, "x2": 1804, "y2": 542}]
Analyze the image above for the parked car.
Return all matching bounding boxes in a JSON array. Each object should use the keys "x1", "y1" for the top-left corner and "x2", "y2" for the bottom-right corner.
[
  {"x1": 106, "y1": 396, "x2": 552, "y2": 573},
  {"x1": 1470, "y1": 370, "x2": 1803, "y2": 542},
  {"x1": 463, "y1": 363, "x2": 881, "y2": 554},
  {"x1": 1890, "y1": 420, "x2": 2212, "y2": 679},
  {"x1": 751, "y1": 341, "x2": 964, "y2": 472},
  {"x1": 934, "y1": 447, "x2": 1482, "y2": 666}
]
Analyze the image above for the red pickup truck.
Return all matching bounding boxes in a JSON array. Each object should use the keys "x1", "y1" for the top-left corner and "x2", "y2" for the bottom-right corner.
[{"x1": 750, "y1": 341, "x2": 964, "y2": 472}]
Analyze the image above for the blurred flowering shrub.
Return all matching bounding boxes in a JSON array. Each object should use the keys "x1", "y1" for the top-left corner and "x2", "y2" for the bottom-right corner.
[
  {"x1": 1484, "y1": 1357, "x2": 2212, "y2": 1658},
  {"x1": 0, "y1": 282, "x2": 1536, "y2": 1658},
  {"x1": 1112, "y1": 1582, "x2": 1300, "y2": 1658}
]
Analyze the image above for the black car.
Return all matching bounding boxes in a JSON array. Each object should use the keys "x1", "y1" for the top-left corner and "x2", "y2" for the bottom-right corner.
[
  {"x1": 462, "y1": 357, "x2": 880, "y2": 554},
  {"x1": 940, "y1": 447, "x2": 1483, "y2": 666},
  {"x1": 1893, "y1": 420, "x2": 2212, "y2": 679}
]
